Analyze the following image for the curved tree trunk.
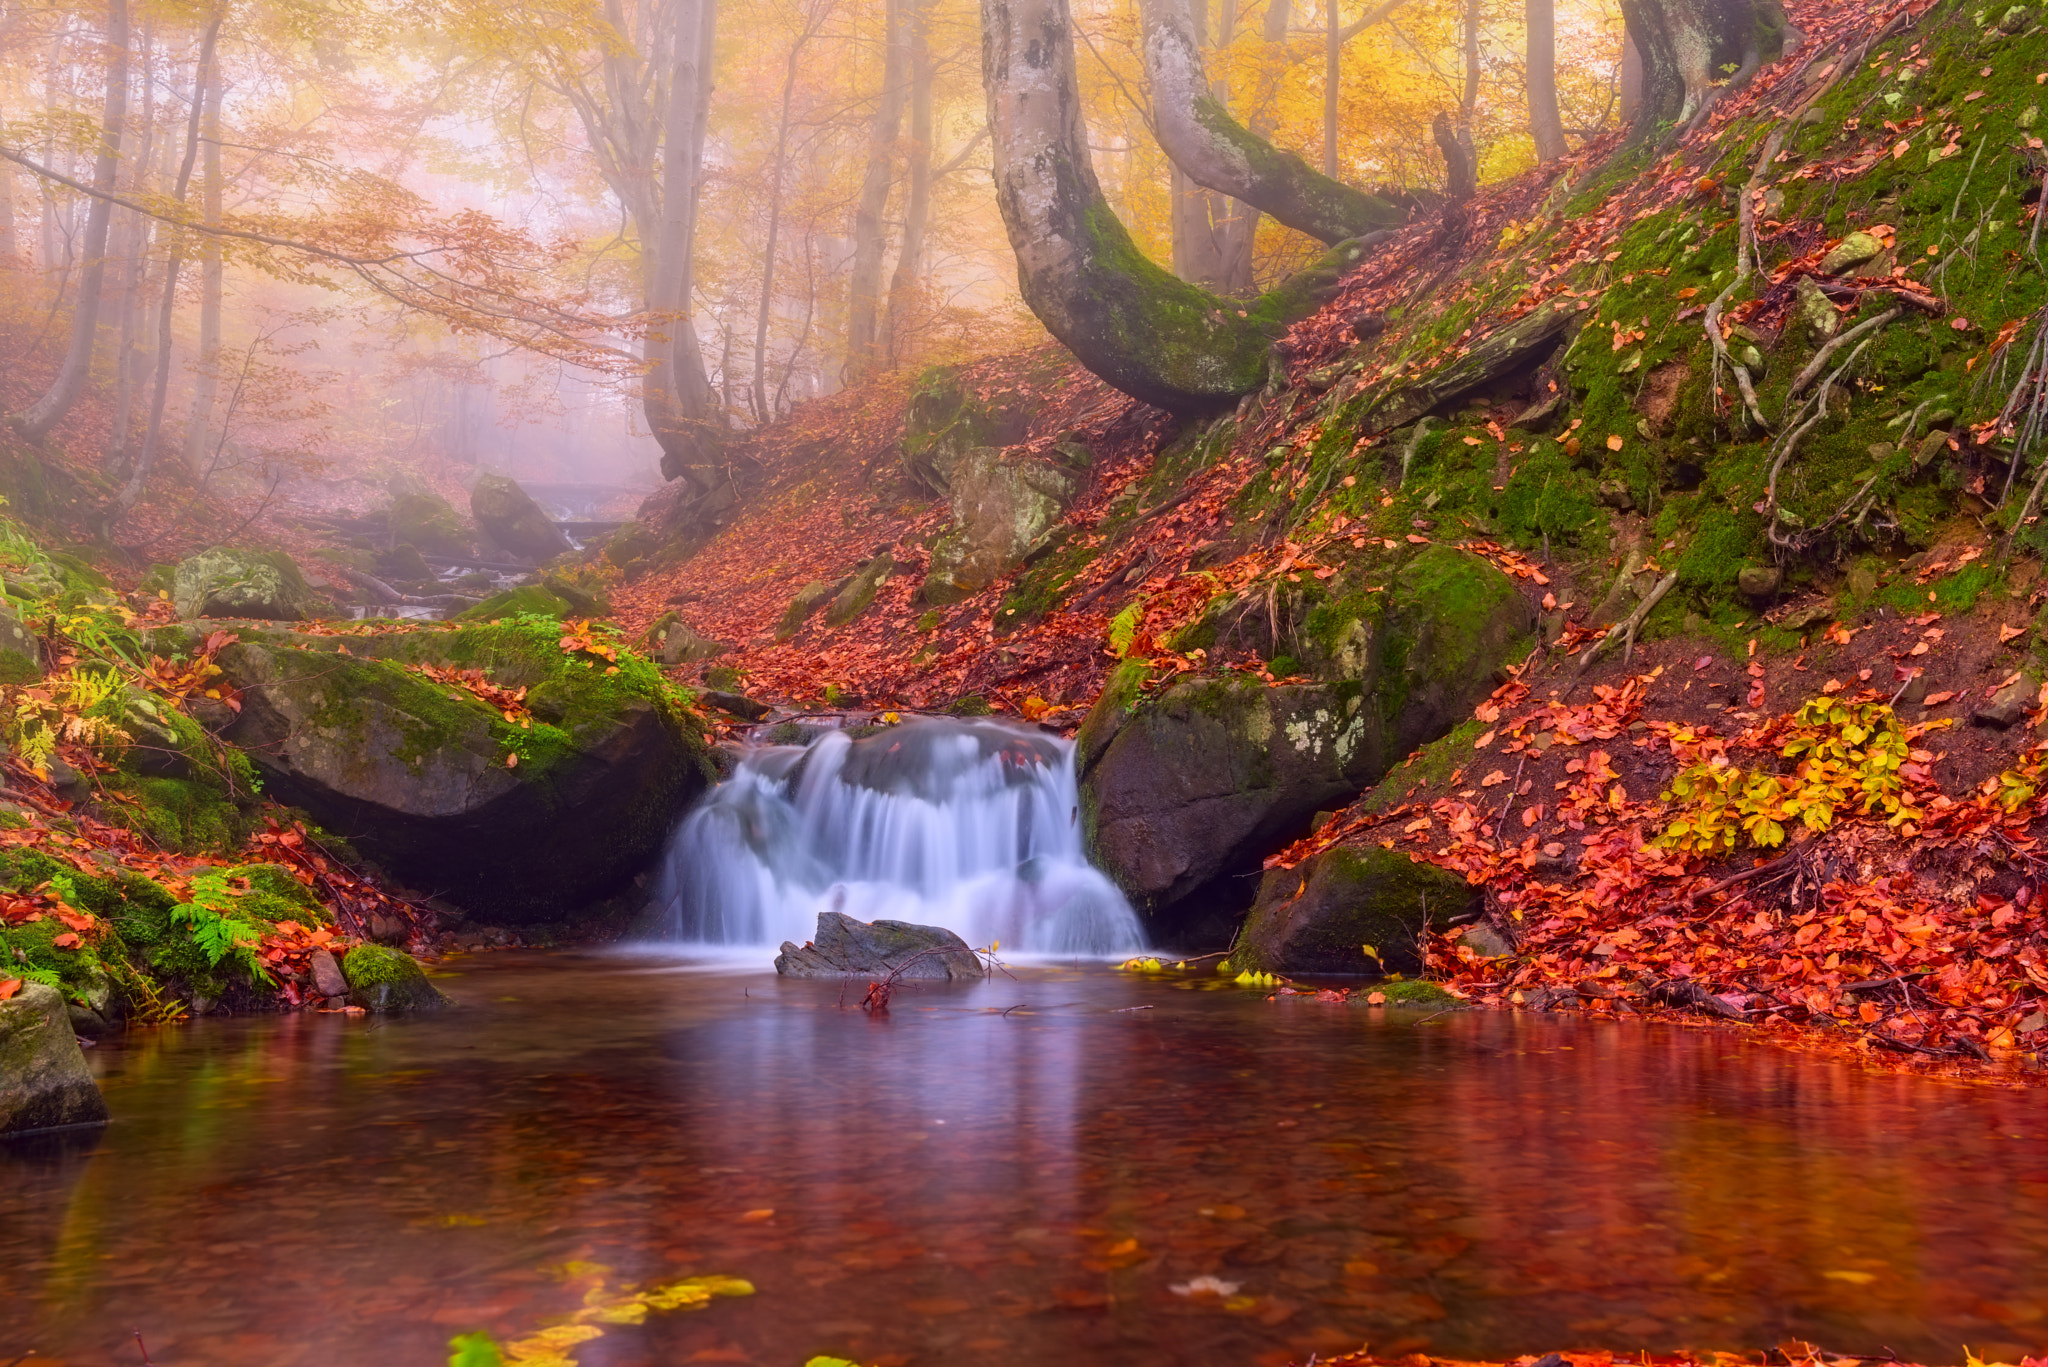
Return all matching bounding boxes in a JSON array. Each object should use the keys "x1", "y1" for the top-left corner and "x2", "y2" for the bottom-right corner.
[
  {"x1": 844, "y1": 0, "x2": 910, "y2": 381},
  {"x1": 1137, "y1": 0, "x2": 1403, "y2": 247},
  {"x1": 1526, "y1": 0, "x2": 1567, "y2": 160},
  {"x1": 1618, "y1": 0, "x2": 1798, "y2": 141},
  {"x1": 11, "y1": 0, "x2": 128, "y2": 443},
  {"x1": 982, "y1": 0, "x2": 1366, "y2": 411}
]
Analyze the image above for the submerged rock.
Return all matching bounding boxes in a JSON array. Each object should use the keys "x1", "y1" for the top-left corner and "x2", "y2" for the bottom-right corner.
[
  {"x1": 1232, "y1": 846, "x2": 1477, "y2": 976},
  {"x1": 470, "y1": 474, "x2": 571, "y2": 563},
  {"x1": 341, "y1": 944, "x2": 449, "y2": 1012},
  {"x1": 775, "y1": 912, "x2": 985, "y2": 979},
  {"x1": 1, "y1": 981, "x2": 109, "y2": 1137},
  {"x1": 172, "y1": 548, "x2": 318, "y2": 621}
]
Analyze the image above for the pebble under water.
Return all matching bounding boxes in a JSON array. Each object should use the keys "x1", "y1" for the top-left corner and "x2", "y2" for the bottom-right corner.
[{"x1": 3, "y1": 954, "x2": 2046, "y2": 1366}]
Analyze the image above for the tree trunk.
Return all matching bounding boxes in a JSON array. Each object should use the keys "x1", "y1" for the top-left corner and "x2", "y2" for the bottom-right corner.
[
  {"x1": 1618, "y1": 28, "x2": 1642, "y2": 125},
  {"x1": 11, "y1": 0, "x2": 129, "y2": 443},
  {"x1": 640, "y1": 0, "x2": 721, "y2": 487},
  {"x1": 110, "y1": 10, "x2": 220, "y2": 526},
  {"x1": 1323, "y1": 0, "x2": 1338, "y2": 176},
  {"x1": 753, "y1": 3, "x2": 825, "y2": 425},
  {"x1": 183, "y1": 53, "x2": 224, "y2": 474},
  {"x1": 0, "y1": 160, "x2": 15, "y2": 266},
  {"x1": 983, "y1": 0, "x2": 1365, "y2": 411},
  {"x1": 1617, "y1": 0, "x2": 1794, "y2": 141},
  {"x1": 844, "y1": 0, "x2": 910, "y2": 381},
  {"x1": 107, "y1": 23, "x2": 156, "y2": 468},
  {"x1": 880, "y1": 0, "x2": 935, "y2": 366},
  {"x1": 1525, "y1": 0, "x2": 1566, "y2": 160},
  {"x1": 1457, "y1": 0, "x2": 1480, "y2": 167},
  {"x1": 1139, "y1": 0, "x2": 1404, "y2": 247}
]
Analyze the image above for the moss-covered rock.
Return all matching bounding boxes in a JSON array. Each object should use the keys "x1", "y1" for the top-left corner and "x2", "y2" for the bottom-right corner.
[
  {"x1": 389, "y1": 490, "x2": 473, "y2": 557},
  {"x1": 776, "y1": 579, "x2": 843, "y2": 642},
  {"x1": 824, "y1": 552, "x2": 894, "y2": 627},
  {"x1": 0, "y1": 982, "x2": 108, "y2": 1136},
  {"x1": 340, "y1": 943, "x2": 448, "y2": 1013},
  {"x1": 0, "y1": 605, "x2": 42, "y2": 684},
  {"x1": 900, "y1": 365, "x2": 1036, "y2": 494},
  {"x1": 1080, "y1": 547, "x2": 1530, "y2": 941},
  {"x1": 214, "y1": 618, "x2": 712, "y2": 922},
  {"x1": 470, "y1": 474, "x2": 570, "y2": 563},
  {"x1": 172, "y1": 548, "x2": 318, "y2": 621},
  {"x1": 1232, "y1": 845, "x2": 1475, "y2": 976},
  {"x1": 922, "y1": 450, "x2": 1081, "y2": 605},
  {"x1": 458, "y1": 585, "x2": 575, "y2": 622}
]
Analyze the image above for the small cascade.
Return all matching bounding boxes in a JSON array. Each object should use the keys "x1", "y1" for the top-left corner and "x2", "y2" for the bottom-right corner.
[{"x1": 645, "y1": 718, "x2": 1145, "y2": 956}]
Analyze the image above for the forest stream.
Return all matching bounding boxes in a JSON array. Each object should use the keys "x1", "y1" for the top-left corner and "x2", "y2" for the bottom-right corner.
[{"x1": 5, "y1": 953, "x2": 2047, "y2": 1366}]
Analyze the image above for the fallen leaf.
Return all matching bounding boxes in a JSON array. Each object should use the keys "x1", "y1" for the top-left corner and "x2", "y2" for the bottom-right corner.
[
  {"x1": 52, "y1": 933, "x2": 80, "y2": 949},
  {"x1": 0, "y1": 978, "x2": 20, "y2": 1001},
  {"x1": 1406, "y1": 534, "x2": 1430, "y2": 544},
  {"x1": 1923, "y1": 690, "x2": 1956, "y2": 706},
  {"x1": 1480, "y1": 769, "x2": 1509, "y2": 787},
  {"x1": 1606, "y1": 434, "x2": 1625, "y2": 451},
  {"x1": 2000, "y1": 623, "x2": 2026, "y2": 643}
]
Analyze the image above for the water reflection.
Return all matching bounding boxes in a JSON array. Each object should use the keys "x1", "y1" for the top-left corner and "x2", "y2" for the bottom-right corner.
[{"x1": 2, "y1": 956, "x2": 2044, "y2": 1367}]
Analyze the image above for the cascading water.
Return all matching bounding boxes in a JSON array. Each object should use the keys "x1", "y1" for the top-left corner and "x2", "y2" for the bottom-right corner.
[{"x1": 644, "y1": 718, "x2": 1145, "y2": 955}]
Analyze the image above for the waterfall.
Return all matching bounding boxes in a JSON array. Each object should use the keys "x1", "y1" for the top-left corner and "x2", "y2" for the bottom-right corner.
[{"x1": 644, "y1": 718, "x2": 1145, "y2": 956}]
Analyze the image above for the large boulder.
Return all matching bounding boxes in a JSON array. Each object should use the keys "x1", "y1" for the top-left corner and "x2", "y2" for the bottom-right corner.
[
  {"x1": 1080, "y1": 546, "x2": 1532, "y2": 942},
  {"x1": 470, "y1": 474, "x2": 572, "y2": 563},
  {"x1": 1, "y1": 981, "x2": 109, "y2": 1137},
  {"x1": 214, "y1": 621, "x2": 712, "y2": 922},
  {"x1": 172, "y1": 548, "x2": 317, "y2": 621},
  {"x1": 775, "y1": 912, "x2": 985, "y2": 979},
  {"x1": 901, "y1": 364, "x2": 1035, "y2": 494},
  {"x1": 1232, "y1": 846, "x2": 1477, "y2": 976},
  {"x1": 388, "y1": 490, "x2": 474, "y2": 557},
  {"x1": 922, "y1": 449, "x2": 1082, "y2": 605}
]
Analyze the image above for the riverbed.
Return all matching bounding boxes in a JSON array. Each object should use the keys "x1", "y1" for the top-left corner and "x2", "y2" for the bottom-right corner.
[{"x1": 4, "y1": 954, "x2": 2045, "y2": 1365}]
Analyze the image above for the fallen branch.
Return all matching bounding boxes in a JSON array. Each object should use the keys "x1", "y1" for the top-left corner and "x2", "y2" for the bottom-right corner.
[
  {"x1": 1703, "y1": 129, "x2": 1784, "y2": 433},
  {"x1": 1787, "y1": 307, "x2": 1900, "y2": 402},
  {"x1": 1573, "y1": 569, "x2": 1678, "y2": 678}
]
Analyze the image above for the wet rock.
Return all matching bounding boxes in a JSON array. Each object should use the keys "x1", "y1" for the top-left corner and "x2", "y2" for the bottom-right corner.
[
  {"x1": 1081, "y1": 546, "x2": 1532, "y2": 939},
  {"x1": 922, "y1": 450, "x2": 1081, "y2": 606},
  {"x1": 775, "y1": 912, "x2": 984, "y2": 979},
  {"x1": 1820, "y1": 231, "x2": 1884, "y2": 276},
  {"x1": 1974, "y1": 673, "x2": 2040, "y2": 729},
  {"x1": 1738, "y1": 565, "x2": 1783, "y2": 598},
  {"x1": 642, "y1": 613, "x2": 730, "y2": 666},
  {"x1": 1897, "y1": 673, "x2": 1931, "y2": 707},
  {"x1": 377, "y1": 542, "x2": 436, "y2": 584},
  {"x1": 214, "y1": 634, "x2": 708, "y2": 923},
  {"x1": 470, "y1": 474, "x2": 571, "y2": 563},
  {"x1": 309, "y1": 948, "x2": 349, "y2": 998},
  {"x1": 173, "y1": 548, "x2": 318, "y2": 621},
  {"x1": 1, "y1": 982, "x2": 109, "y2": 1137},
  {"x1": 1232, "y1": 846, "x2": 1477, "y2": 975},
  {"x1": 341, "y1": 944, "x2": 449, "y2": 1013},
  {"x1": 704, "y1": 690, "x2": 772, "y2": 721}
]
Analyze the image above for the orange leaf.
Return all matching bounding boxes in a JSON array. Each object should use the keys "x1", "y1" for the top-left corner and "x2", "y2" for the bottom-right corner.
[
  {"x1": 52, "y1": 932, "x2": 81, "y2": 949},
  {"x1": 1923, "y1": 690, "x2": 1956, "y2": 706},
  {"x1": 506, "y1": 752, "x2": 520, "y2": 768},
  {"x1": 1606, "y1": 434, "x2": 1625, "y2": 451},
  {"x1": 1405, "y1": 534, "x2": 1429, "y2": 544},
  {"x1": 0, "y1": 977, "x2": 20, "y2": 1001},
  {"x1": 2000, "y1": 623, "x2": 2026, "y2": 643}
]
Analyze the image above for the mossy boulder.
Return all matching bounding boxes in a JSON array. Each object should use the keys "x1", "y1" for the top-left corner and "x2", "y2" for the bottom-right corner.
[
  {"x1": 922, "y1": 450, "x2": 1081, "y2": 606},
  {"x1": 0, "y1": 606, "x2": 41, "y2": 683},
  {"x1": 0, "y1": 982, "x2": 108, "y2": 1137},
  {"x1": 1080, "y1": 547, "x2": 1530, "y2": 940},
  {"x1": 470, "y1": 474, "x2": 570, "y2": 563},
  {"x1": 172, "y1": 548, "x2": 318, "y2": 621},
  {"x1": 458, "y1": 585, "x2": 575, "y2": 622},
  {"x1": 213, "y1": 620, "x2": 711, "y2": 922},
  {"x1": 1232, "y1": 846, "x2": 1476, "y2": 976},
  {"x1": 776, "y1": 579, "x2": 844, "y2": 642},
  {"x1": 901, "y1": 365, "x2": 1035, "y2": 494},
  {"x1": 824, "y1": 553, "x2": 894, "y2": 627},
  {"x1": 641, "y1": 611, "x2": 731, "y2": 665},
  {"x1": 389, "y1": 490, "x2": 474, "y2": 557},
  {"x1": 340, "y1": 943, "x2": 448, "y2": 1013}
]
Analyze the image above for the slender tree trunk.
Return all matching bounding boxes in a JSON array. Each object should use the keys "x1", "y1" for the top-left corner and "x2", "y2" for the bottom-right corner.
[
  {"x1": 182, "y1": 53, "x2": 223, "y2": 474},
  {"x1": 0, "y1": 161, "x2": 15, "y2": 266},
  {"x1": 108, "y1": 22, "x2": 156, "y2": 468},
  {"x1": 109, "y1": 9, "x2": 220, "y2": 525},
  {"x1": 1458, "y1": 0, "x2": 1480, "y2": 168},
  {"x1": 1526, "y1": 0, "x2": 1567, "y2": 160},
  {"x1": 1169, "y1": 0, "x2": 1223, "y2": 286},
  {"x1": 753, "y1": 7, "x2": 824, "y2": 424},
  {"x1": 1323, "y1": 0, "x2": 1338, "y2": 176},
  {"x1": 1139, "y1": 0, "x2": 1404, "y2": 246},
  {"x1": 1618, "y1": 28, "x2": 1642, "y2": 125},
  {"x1": 844, "y1": 0, "x2": 909, "y2": 380},
  {"x1": 12, "y1": 0, "x2": 129, "y2": 442},
  {"x1": 983, "y1": 0, "x2": 1364, "y2": 410},
  {"x1": 880, "y1": 0, "x2": 934, "y2": 365},
  {"x1": 641, "y1": 0, "x2": 721, "y2": 487}
]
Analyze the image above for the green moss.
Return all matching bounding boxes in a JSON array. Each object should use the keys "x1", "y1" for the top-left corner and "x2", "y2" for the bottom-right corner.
[
  {"x1": 1361, "y1": 718, "x2": 1487, "y2": 812},
  {"x1": 113, "y1": 776, "x2": 249, "y2": 853},
  {"x1": 1369, "y1": 978, "x2": 1459, "y2": 1005},
  {"x1": 341, "y1": 943, "x2": 448, "y2": 1013},
  {"x1": 458, "y1": 586, "x2": 574, "y2": 622}
]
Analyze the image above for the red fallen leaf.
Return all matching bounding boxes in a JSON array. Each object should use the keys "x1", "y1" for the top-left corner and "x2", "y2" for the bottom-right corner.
[
  {"x1": 2000, "y1": 623, "x2": 2026, "y2": 643},
  {"x1": 0, "y1": 977, "x2": 20, "y2": 1000},
  {"x1": 1694, "y1": 656, "x2": 1714, "y2": 671},
  {"x1": 1405, "y1": 534, "x2": 1430, "y2": 544},
  {"x1": 1923, "y1": 690, "x2": 1957, "y2": 706},
  {"x1": 53, "y1": 905, "x2": 94, "y2": 932},
  {"x1": 52, "y1": 932, "x2": 81, "y2": 949}
]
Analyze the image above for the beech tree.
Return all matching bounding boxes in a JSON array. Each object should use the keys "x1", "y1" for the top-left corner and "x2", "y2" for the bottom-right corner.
[
  {"x1": 981, "y1": 0, "x2": 1369, "y2": 411},
  {"x1": 9, "y1": 0, "x2": 126, "y2": 444},
  {"x1": 1136, "y1": 0, "x2": 1404, "y2": 247},
  {"x1": 1618, "y1": 0, "x2": 1800, "y2": 139},
  {"x1": 1525, "y1": 0, "x2": 1567, "y2": 161}
]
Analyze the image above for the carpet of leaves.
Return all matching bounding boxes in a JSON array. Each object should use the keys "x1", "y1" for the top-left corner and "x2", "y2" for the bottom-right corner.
[{"x1": 1292, "y1": 1350, "x2": 2045, "y2": 1367}]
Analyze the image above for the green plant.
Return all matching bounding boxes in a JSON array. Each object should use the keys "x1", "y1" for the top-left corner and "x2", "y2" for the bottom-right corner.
[
  {"x1": 1659, "y1": 698, "x2": 1927, "y2": 854},
  {"x1": 1108, "y1": 602, "x2": 1143, "y2": 659},
  {"x1": 168, "y1": 869, "x2": 272, "y2": 985}
]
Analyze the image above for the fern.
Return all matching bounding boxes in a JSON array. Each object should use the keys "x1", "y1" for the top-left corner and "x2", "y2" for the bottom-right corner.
[
  {"x1": 1108, "y1": 603, "x2": 1143, "y2": 659},
  {"x1": 170, "y1": 870, "x2": 271, "y2": 984}
]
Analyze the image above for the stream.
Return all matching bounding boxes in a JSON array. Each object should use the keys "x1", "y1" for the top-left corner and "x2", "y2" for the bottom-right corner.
[{"x1": 5, "y1": 953, "x2": 2047, "y2": 1366}]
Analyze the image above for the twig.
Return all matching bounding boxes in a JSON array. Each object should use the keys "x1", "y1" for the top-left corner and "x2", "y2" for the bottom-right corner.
[
  {"x1": 1573, "y1": 570, "x2": 1678, "y2": 679},
  {"x1": 1703, "y1": 130, "x2": 1784, "y2": 433},
  {"x1": 1683, "y1": 851, "x2": 1799, "y2": 907}
]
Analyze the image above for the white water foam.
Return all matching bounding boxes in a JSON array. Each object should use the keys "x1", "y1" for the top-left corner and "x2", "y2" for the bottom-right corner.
[{"x1": 643, "y1": 718, "x2": 1145, "y2": 955}]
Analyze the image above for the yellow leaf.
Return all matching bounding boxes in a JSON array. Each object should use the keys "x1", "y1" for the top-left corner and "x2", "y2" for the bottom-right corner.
[{"x1": 1606, "y1": 434, "x2": 1625, "y2": 451}]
